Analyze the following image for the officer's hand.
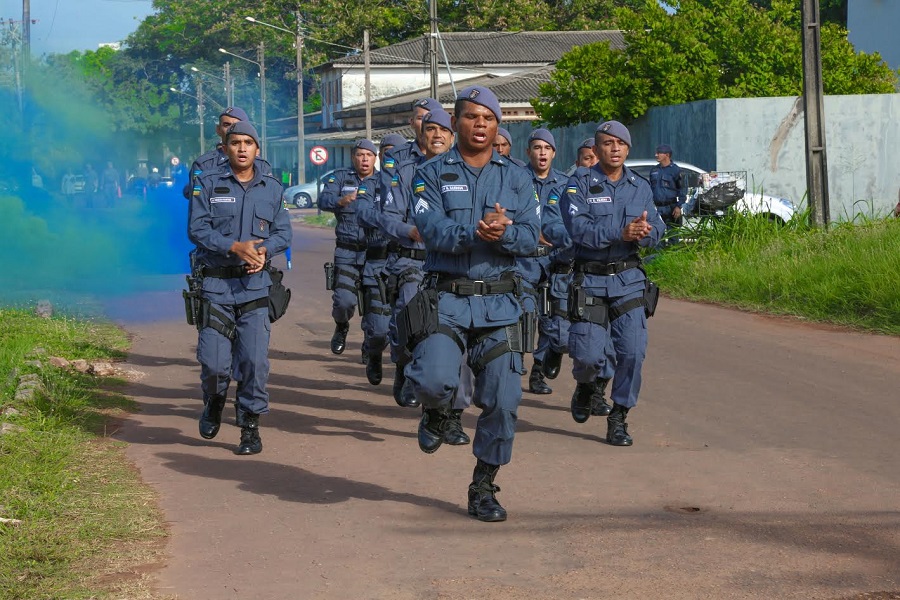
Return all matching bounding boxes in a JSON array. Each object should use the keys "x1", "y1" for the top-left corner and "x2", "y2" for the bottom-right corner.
[
  {"x1": 538, "y1": 233, "x2": 553, "y2": 247},
  {"x1": 338, "y1": 192, "x2": 358, "y2": 207},
  {"x1": 409, "y1": 226, "x2": 423, "y2": 243},
  {"x1": 623, "y1": 211, "x2": 652, "y2": 242},
  {"x1": 230, "y1": 239, "x2": 266, "y2": 270},
  {"x1": 673, "y1": 206, "x2": 682, "y2": 219},
  {"x1": 478, "y1": 204, "x2": 512, "y2": 242}
]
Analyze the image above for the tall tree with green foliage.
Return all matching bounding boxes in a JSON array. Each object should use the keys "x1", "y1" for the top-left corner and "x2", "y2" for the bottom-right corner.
[{"x1": 533, "y1": 0, "x2": 896, "y2": 127}]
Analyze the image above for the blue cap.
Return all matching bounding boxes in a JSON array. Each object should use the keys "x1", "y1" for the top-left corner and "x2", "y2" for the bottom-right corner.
[
  {"x1": 456, "y1": 85, "x2": 502, "y2": 122},
  {"x1": 219, "y1": 107, "x2": 249, "y2": 122},
  {"x1": 578, "y1": 138, "x2": 594, "y2": 150},
  {"x1": 422, "y1": 109, "x2": 452, "y2": 132},
  {"x1": 497, "y1": 127, "x2": 512, "y2": 144},
  {"x1": 596, "y1": 120, "x2": 631, "y2": 147},
  {"x1": 656, "y1": 144, "x2": 673, "y2": 155},
  {"x1": 413, "y1": 97, "x2": 443, "y2": 113},
  {"x1": 225, "y1": 121, "x2": 259, "y2": 146},
  {"x1": 528, "y1": 128, "x2": 556, "y2": 151},
  {"x1": 353, "y1": 139, "x2": 377, "y2": 155},
  {"x1": 380, "y1": 133, "x2": 407, "y2": 149}
]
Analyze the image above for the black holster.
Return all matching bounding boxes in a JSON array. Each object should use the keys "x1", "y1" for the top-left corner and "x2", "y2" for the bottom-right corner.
[
  {"x1": 395, "y1": 288, "x2": 438, "y2": 357},
  {"x1": 324, "y1": 262, "x2": 335, "y2": 290},
  {"x1": 644, "y1": 279, "x2": 660, "y2": 318},
  {"x1": 267, "y1": 266, "x2": 291, "y2": 322},
  {"x1": 519, "y1": 311, "x2": 536, "y2": 354},
  {"x1": 568, "y1": 276, "x2": 609, "y2": 326}
]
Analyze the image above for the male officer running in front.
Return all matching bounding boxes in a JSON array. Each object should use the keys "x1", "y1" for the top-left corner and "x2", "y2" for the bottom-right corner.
[
  {"x1": 188, "y1": 121, "x2": 292, "y2": 454},
  {"x1": 566, "y1": 121, "x2": 664, "y2": 446},
  {"x1": 405, "y1": 86, "x2": 539, "y2": 521},
  {"x1": 319, "y1": 139, "x2": 379, "y2": 356}
]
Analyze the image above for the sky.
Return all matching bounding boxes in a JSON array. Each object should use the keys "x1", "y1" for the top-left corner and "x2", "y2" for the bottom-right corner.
[{"x1": 7, "y1": 0, "x2": 155, "y2": 56}]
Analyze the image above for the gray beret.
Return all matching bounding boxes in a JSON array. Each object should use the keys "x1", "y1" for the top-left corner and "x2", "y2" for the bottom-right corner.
[
  {"x1": 413, "y1": 97, "x2": 443, "y2": 113},
  {"x1": 225, "y1": 121, "x2": 259, "y2": 147},
  {"x1": 353, "y1": 139, "x2": 377, "y2": 155},
  {"x1": 496, "y1": 127, "x2": 513, "y2": 144},
  {"x1": 380, "y1": 133, "x2": 407, "y2": 149},
  {"x1": 528, "y1": 128, "x2": 556, "y2": 151},
  {"x1": 219, "y1": 107, "x2": 249, "y2": 122},
  {"x1": 656, "y1": 144, "x2": 673, "y2": 155},
  {"x1": 456, "y1": 85, "x2": 502, "y2": 122},
  {"x1": 578, "y1": 137, "x2": 594, "y2": 150},
  {"x1": 596, "y1": 120, "x2": 632, "y2": 147},
  {"x1": 422, "y1": 109, "x2": 452, "y2": 131}
]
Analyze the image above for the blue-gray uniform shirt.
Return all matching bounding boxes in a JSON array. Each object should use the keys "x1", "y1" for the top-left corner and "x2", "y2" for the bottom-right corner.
[
  {"x1": 318, "y1": 168, "x2": 371, "y2": 246},
  {"x1": 412, "y1": 148, "x2": 540, "y2": 328},
  {"x1": 383, "y1": 141, "x2": 425, "y2": 166},
  {"x1": 188, "y1": 167, "x2": 292, "y2": 304},
  {"x1": 648, "y1": 162, "x2": 685, "y2": 208},
  {"x1": 565, "y1": 165, "x2": 665, "y2": 296},
  {"x1": 354, "y1": 176, "x2": 388, "y2": 249},
  {"x1": 183, "y1": 147, "x2": 273, "y2": 199},
  {"x1": 376, "y1": 154, "x2": 426, "y2": 250},
  {"x1": 517, "y1": 166, "x2": 571, "y2": 285}
]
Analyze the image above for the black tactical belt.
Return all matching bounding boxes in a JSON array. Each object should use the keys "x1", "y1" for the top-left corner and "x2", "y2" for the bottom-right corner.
[
  {"x1": 525, "y1": 245, "x2": 550, "y2": 258},
  {"x1": 550, "y1": 263, "x2": 573, "y2": 275},
  {"x1": 336, "y1": 240, "x2": 367, "y2": 252},
  {"x1": 433, "y1": 272, "x2": 517, "y2": 296},
  {"x1": 574, "y1": 256, "x2": 642, "y2": 276},
  {"x1": 397, "y1": 247, "x2": 427, "y2": 261},
  {"x1": 366, "y1": 246, "x2": 390, "y2": 260},
  {"x1": 387, "y1": 242, "x2": 401, "y2": 254},
  {"x1": 202, "y1": 265, "x2": 247, "y2": 278}
]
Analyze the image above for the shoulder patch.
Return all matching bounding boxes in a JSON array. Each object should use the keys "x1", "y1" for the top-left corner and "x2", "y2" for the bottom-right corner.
[
  {"x1": 413, "y1": 180, "x2": 425, "y2": 194},
  {"x1": 566, "y1": 185, "x2": 578, "y2": 194},
  {"x1": 384, "y1": 158, "x2": 395, "y2": 169},
  {"x1": 414, "y1": 198, "x2": 429, "y2": 214}
]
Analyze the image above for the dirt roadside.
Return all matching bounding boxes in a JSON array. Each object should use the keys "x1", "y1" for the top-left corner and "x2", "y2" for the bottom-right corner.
[{"x1": 116, "y1": 222, "x2": 900, "y2": 599}]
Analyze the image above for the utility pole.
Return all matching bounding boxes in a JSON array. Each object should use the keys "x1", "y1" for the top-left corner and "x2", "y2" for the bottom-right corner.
[
  {"x1": 364, "y1": 29, "x2": 372, "y2": 140},
  {"x1": 257, "y1": 41, "x2": 267, "y2": 159},
  {"x1": 22, "y1": 0, "x2": 30, "y2": 65},
  {"x1": 801, "y1": 0, "x2": 830, "y2": 226},
  {"x1": 224, "y1": 61, "x2": 234, "y2": 106},
  {"x1": 428, "y1": 0, "x2": 438, "y2": 98},
  {"x1": 296, "y1": 9, "x2": 305, "y2": 183},
  {"x1": 197, "y1": 77, "x2": 205, "y2": 153}
]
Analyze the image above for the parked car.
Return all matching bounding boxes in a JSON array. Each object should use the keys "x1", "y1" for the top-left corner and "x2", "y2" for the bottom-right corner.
[
  {"x1": 281, "y1": 170, "x2": 334, "y2": 208},
  {"x1": 624, "y1": 159, "x2": 796, "y2": 224}
]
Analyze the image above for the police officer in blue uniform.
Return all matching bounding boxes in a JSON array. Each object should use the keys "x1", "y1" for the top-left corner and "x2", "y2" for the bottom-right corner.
[
  {"x1": 384, "y1": 98, "x2": 443, "y2": 165},
  {"x1": 516, "y1": 128, "x2": 571, "y2": 396},
  {"x1": 182, "y1": 107, "x2": 272, "y2": 200},
  {"x1": 649, "y1": 144, "x2": 685, "y2": 245},
  {"x1": 319, "y1": 140, "x2": 379, "y2": 356},
  {"x1": 566, "y1": 121, "x2": 664, "y2": 446},
  {"x1": 575, "y1": 137, "x2": 597, "y2": 169},
  {"x1": 493, "y1": 127, "x2": 526, "y2": 167},
  {"x1": 188, "y1": 121, "x2": 292, "y2": 455},
  {"x1": 405, "y1": 86, "x2": 540, "y2": 522}
]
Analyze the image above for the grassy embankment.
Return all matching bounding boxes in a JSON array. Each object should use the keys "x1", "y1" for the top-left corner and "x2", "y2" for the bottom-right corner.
[
  {"x1": 0, "y1": 310, "x2": 167, "y2": 600},
  {"x1": 645, "y1": 210, "x2": 900, "y2": 335}
]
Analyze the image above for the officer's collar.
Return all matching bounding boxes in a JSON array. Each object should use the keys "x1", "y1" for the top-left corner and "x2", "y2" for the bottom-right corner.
[{"x1": 588, "y1": 164, "x2": 639, "y2": 187}]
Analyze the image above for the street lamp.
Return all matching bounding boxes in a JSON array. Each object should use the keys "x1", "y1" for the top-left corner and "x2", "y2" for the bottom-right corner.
[
  {"x1": 219, "y1": 44, "x2": 267, "y2": 159},
  {"x1": 190, "y1": 65, "x2": 234, "y2": 107},
  {"x1": 245, "y1": 14, "x2": 306, "y2": 184},
  {"x1": 169, "y1": 81, "x2": 225, "y2": 154}
]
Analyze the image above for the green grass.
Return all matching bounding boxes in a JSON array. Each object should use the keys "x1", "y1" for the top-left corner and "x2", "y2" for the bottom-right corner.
[
  {"x1": 0, "y1": 309, "x2": 168, "y2": 600},
  {"x1": 645, "y1": 210, "x2": 900, "y2": 335},
  {"x1": 299, "y1": 213, "x2": 337, "y2": 227}
]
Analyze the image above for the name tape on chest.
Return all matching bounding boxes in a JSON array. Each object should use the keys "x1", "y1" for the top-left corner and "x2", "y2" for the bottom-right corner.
[
  {"x1": 210, "y1": 196, "x2": 236, "y2": 203},
  {"x1": 588, "y1": 196, "x2": 613, "y2": 204},
  {"x1": 441, "y1": 184, "x2": 469, "y2": 193}
]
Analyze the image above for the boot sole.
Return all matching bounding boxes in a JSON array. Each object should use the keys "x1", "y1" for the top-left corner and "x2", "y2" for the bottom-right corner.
[{"x1": 198, "y1": 425, "x2": 220, "y2": 440}]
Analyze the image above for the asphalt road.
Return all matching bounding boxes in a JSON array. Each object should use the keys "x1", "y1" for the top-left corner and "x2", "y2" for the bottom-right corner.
[{"x1": 117, "y1": 221, "x2": 900, "y2": 599}]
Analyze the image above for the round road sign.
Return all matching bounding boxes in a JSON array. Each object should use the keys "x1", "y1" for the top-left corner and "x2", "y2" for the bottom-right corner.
[{"x1": 309, "y1": 146, "x2": 328, "y2": 166}]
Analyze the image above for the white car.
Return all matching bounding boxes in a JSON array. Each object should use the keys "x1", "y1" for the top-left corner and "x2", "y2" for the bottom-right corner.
[
  {"x1": 281, "y1": 170, "x2": 334, "y2": 209},
  {"x1": 625, "y1": 159, "x2": 796, "y2": 224}
]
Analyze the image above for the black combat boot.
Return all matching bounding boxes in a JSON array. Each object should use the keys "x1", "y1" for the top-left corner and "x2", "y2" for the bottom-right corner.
[
  {"x1": 443, "y1": 409, "x2": 470, "y2": 445},
  {"x1": 235, "y1": 413, "x2": 262, "y2": 455},
  {"x1": 542, "y1": 349, "x2": 563, "y2": 379},
  {"x1": 606, "y1": 403, "x2": 633, "y2": 446},
  {"x1": 570, "y1": 381, "x2": 595, "y2": 423},
  {"x1": 418, "y1": 406, "x2": 450, "y2": 453},
  {"x1": 366, "y1": 354, "x2": 383, "y2": 386},
  {"x1": 198, "y1": 395, "x2": 226, "y2": 440},
  {"x1": 528, "y1": 360, "x2": 553, "y2": 395},
  {"x1": 467, "y1": 459, "x2": 507, "y2": 522},
  {"x1": 330, "y1": 321, "x2": 350, "y2": 355},
  {"x1": 590, "y1": 377, "x2": 612, "y2": 416},
  {"x1": 392, "y1": 369, "x2": 419, "y2": 408}
]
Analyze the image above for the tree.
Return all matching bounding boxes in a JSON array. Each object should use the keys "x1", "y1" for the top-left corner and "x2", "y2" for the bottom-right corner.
[{"x1": 533, "y1": 0, "x2": 897, "y2": 127}]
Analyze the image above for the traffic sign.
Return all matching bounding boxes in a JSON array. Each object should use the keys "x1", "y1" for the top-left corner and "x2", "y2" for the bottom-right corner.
[
  {"x1": 309, "y1": 146, "x2": 328, "y2": 166},
  {"x1": 170, "y1": 156, "x2": 180, "y2": 167}
]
